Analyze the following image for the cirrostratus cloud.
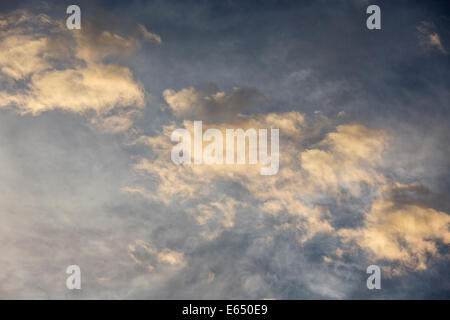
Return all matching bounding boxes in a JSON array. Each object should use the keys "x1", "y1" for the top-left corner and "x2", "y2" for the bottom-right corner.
[
  {"x1": 124, "y1": 85, "x2": 449, "y2": 277},
  {"x1": 0, "y1": 10, "x2": 161, "y2": 133}
]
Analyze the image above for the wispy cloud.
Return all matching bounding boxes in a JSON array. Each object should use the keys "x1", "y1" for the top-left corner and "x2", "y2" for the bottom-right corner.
[
  {"x1": 124, "y1": 84, "x2": 449, "y2": 278},
  {"x1": 417, "y1": 21, "x2": 448, "y2": 54}
]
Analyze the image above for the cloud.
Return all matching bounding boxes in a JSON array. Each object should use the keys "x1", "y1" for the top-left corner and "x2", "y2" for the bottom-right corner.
[
  {"x1": 0, "y1": 35, "x2": 50, "y2": 80},
  {"x1": 0, "y1": 9, "x2": 161, "y2": 132},
  {"x1": 417, "y1": 21, "x2": 448, "y2": 54},
  {"x1": 74, "y1": 25, "x2": 142, "y2": 63},
  {"x1": 124, "y1": 84, "x2": 450, "y2": 278},
  {"x1": 90, "y1": 112, "x2": 137, "y2": 134},
  {"x1": 128, "y1": 240, "x2": 186, "y2": 271},
  {"x1": 138, "y1": 24, "x2": 162, "y2": 44},
  {"x1": 0, "y1": 64, "x2": 144, "y2": 115},
  {"x1": 1, "y1": 2, "x2": 448, "y2": 299},
  {"x1": 127, "y1": 90, "x2": 335, "y2": 240},
  {"x1": 301, "y1": 124, "x2": 387, "y2": 196},
  {"x1": 339, "y1": 183, "x2": 450, "y2": 274},
  {"x1": 163, "y1": 86, "x2": 264, "y2": 122}
]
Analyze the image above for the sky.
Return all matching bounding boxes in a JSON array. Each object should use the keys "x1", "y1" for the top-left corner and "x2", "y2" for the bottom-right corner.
[{"x1": 0, "y1": 0, "x2": 449, "y2": 299}]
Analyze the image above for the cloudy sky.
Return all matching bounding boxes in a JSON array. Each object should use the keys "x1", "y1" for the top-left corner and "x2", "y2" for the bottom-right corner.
[{"x1": 0, "y1": 0, "x2": 449, "y2": 299}]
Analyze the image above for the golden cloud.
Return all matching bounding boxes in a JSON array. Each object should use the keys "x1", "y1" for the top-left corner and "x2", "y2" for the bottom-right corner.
[
  {"x1": 417, "y1": 21, "x2": 448, "y2": 54},
  {"x1": 339, "y1": 183, "x2": 450, "y2": 274},
  {"x1": 124, "y1": 85, "x2": 450, "y2": 274},
  {"x1": 0, "y1": 10, "x2": 160, "y2": 132},
  {"x1": 128, "y1": 240, "x2": 186, "y2": 271}
]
